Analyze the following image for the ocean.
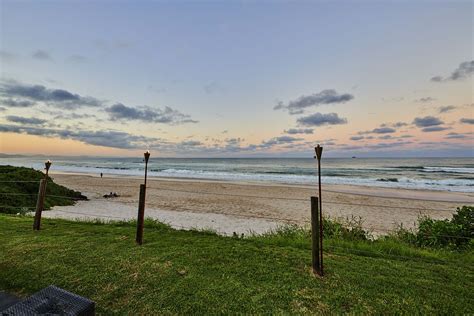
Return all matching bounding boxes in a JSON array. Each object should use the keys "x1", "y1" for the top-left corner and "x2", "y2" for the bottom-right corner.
[{"x1": 1, "y1": 156, "x2": 473, "y2": 193}]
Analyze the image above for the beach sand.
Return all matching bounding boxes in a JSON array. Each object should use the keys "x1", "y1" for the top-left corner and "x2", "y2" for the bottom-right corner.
[{"x1": 44, "y1": 172, "x2": 473, "y2": 236}]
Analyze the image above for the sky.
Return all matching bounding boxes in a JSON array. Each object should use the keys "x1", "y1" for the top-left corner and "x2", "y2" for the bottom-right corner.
[{"x1": 0, "y1": 0, "x2": 473, "y2": 158}]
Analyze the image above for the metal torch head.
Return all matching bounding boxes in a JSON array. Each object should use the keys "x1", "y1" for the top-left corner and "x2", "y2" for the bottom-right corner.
[
  {"x1": 314, "y1": 144, "x2": 323, "y2": 160},
  {"x1": 144, "y1": 150, "x2": 151, "y2": 163},
  {"x1": 44, "y1": 159, "x2": 52, "y2": 172}
]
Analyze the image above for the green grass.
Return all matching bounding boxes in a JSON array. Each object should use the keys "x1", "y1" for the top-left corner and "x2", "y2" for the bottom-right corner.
[
  {"x1": 0, "y1": 165, "x2": 86, "y2": 214},
  {"x1": 1, "y1": 214, "x2": 472, "y2": 314}
]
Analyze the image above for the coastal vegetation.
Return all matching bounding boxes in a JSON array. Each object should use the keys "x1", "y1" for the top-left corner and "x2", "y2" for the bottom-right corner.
[
  {"x1": 258, "y1": 207, "x2": 473, "y2": 251},
  {"x1": 0, "y1": 165, "x2": 86, "y2": 214},
  {"x1": 389, "y1": 206, "x2": 473, "y2": 249}
]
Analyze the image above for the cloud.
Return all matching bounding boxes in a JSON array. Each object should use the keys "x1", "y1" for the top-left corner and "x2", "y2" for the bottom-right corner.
[
  {"x1": 52, "y1": 112, "x2": 97, "y2": 120},
  {"x1": 371, "y1": 127, "x2": 396, "y2": 134},
  {"x1": 1, "y1": 80, "x2": 196, "y2": 126},
  {"x1": 460, "y1": 118, "x2": 474, "y2": 124},
  {"x1": 0, "y1": 124, "x2": 161, "y2": 149},
  {"x1": 297, "y1": 112, "x2": 347, "y2": 127},
  {"x1": 225, "y1": 138, "x2": 243, "y2": 145},
  {"x1": 357, "y1": 124, "x2": 399, "y2": 135},
  {"x1": 431, "y1": 60, "x2": 474, "y2": 82},
  {"x1": 415, "y1": 97, "x2": 435, "y2": 103},
  {"x1": 421, "y1": 126, "x2": 450, "y2": 132},
  {"x1": 445, "y1": 132, "x2": 471, "y2": 139},
  {"x1": 1, "y1": 98, "x2": 36, "y2": 107},
  {"x1": 413, "y1": 116, "x2": 443, "y2": 127},
  {"x1": 260, "y1": 136, "x2": 303, "y2": 148},
  {"x1": 378, "y1": 135, "x2": 393, "y2": 139},
  {"x1": 392, "y1": 122, "x2": 408, "y2": 128},
  {"x1": 284, "y1": 128, "x2": 314, "y2": 134},
  {"x1": 274, "y1": 136, "x2": 302, "y2": 142},
  {"x1": 219, "y1": 138, "x2": 258, "y2": 152},
  {"x1": 105, "y1": 103, "x2": 197, "y2": 125},
  {"x1": 350, "y1": 136, "x2": 364, "y2": 141},
  {"x1": 6, "y1": 115, "x2": 47, "y2": 125},
  {"x1": 181, "y1": 140, "x2": 202, "y2": 146},
  {"x1": 438, "y1": 105, "x2": 457, "y2": 113},
  {"x1": 0, "y1": 80, "x2": 101, "y2": 109},
  {"x1": 275, "y1": 89, "x2": 354, "y2": 114},
  {"x1": 32, "y1": 50, "x2": 52, "y2": 60}
]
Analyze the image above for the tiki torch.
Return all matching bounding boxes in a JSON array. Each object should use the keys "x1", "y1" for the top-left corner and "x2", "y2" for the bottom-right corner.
[
  {"x1": 144, "y1": 150, "x2": 150, "y2": 186},
  {"x1": 44, "y1": 160, "x2": 52, "y2": 178},
  {"x1": 43, "y1": 159, "x2": 52, "y2": 200},
  {"x1": 314, "y1": 144, "x2": 323, "y2": 276}
]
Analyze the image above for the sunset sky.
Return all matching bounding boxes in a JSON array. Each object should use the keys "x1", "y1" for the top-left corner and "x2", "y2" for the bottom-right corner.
[{"x1": 0, "y1": 0, "x2": 472, "y2": 157}]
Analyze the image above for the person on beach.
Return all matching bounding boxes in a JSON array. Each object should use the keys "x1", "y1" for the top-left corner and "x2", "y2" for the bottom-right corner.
[{"x1": 100, "y1": 173, "x2": 103, "y2": 178}]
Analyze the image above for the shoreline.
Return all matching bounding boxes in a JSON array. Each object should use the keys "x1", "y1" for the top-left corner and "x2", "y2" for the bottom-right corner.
[
  {"x1": 43, "y1": 172, "x2": 473, "y2": 236},
  {"x1": 2, "y1": 159, "x2": 472, "y2": 195},
  {"x1": 49, "y1": 170, "x2": 474, "y2": 203}
]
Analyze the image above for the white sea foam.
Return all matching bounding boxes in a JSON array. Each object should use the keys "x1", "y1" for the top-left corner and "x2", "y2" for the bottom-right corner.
[
  {"x1": 1, "y1": 158, "x2": 473, "y2": 193},
  {"x1": 423, "y1": 167, "x2": 474, "y2": 174}
]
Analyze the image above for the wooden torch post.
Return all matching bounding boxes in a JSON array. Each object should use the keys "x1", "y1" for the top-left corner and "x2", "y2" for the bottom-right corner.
[
  {"x1": 314, "y1": 145, "x2": 323, "y2": 276},
  {"x1": 136, "y1": 150, "x2": 150, "y2": 245},
  {"x1": 33, "y1": 160, "x2": 52, "y2": 231}
]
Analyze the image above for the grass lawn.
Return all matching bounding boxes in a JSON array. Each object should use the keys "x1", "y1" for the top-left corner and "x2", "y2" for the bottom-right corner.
[{"x1": 1, "y1": 214, "x2": 473, "y2": 314}]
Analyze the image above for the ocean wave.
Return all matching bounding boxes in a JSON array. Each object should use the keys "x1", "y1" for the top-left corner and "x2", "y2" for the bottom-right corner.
[
  {"x1": 389, "y1": 166, "x2": 426, "y2": 170},
  {"x1": 422, "y1": 167, "x2": 474, "y2": 174},
  {"x1": 377, "y1": 178, "x2": 399, "y2": 182},
  {"x1": 153, "y1": 169, "x2": 473, "y2": 192},
  {"x1": 1, "y1": 160, "x2": 473, "y2": 193}
]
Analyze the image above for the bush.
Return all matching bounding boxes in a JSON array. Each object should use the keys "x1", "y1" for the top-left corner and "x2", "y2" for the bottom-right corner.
[
  {"x1": 323, "y1": 216, "x2": 369, "y2": 241},
  {"x1": 391, "y1": 206, "x2": 473, "y2": 249},
  {"x1": 0, "y1": 165, "x2": 87, "y2": 214}
]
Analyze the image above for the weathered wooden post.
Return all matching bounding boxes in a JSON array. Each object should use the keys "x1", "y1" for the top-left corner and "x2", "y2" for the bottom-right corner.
[
  {"x1": 314, "y1": 145, "x2": 324, "y2": 276},
  {"x1": 33, "y1": 160, "x2": 52, "y2": 230},
  {"x1": 311, "y1": 196, "x2": 321, "y2": 276},
  {"x1": 136, "y1": 150, "x2": 150, "y2": 245},
  {"x1": 136, "y1": 184, "x2": 146, "y2": 245}
]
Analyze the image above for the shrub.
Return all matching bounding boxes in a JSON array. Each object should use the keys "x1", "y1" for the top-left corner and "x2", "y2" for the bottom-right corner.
[
  {"x1": 0, "y1": 165, "x2": 87, "y2": 214},
  {"x1": 323, "y1": 216, "x2": 369, "y2": 241},
  {"x1": 391, "y1": 206, "x2": 473, "y2": 250}
]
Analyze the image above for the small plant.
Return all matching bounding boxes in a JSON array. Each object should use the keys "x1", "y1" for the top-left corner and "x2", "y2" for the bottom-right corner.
[{"x1": 16, "y1": 207, "x2": 31, "y2": 216}]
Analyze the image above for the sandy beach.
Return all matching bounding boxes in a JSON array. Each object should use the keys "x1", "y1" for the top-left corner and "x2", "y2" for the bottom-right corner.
[{"x1": 41, "y1": 172, "x2": 473, "y2": 236}]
